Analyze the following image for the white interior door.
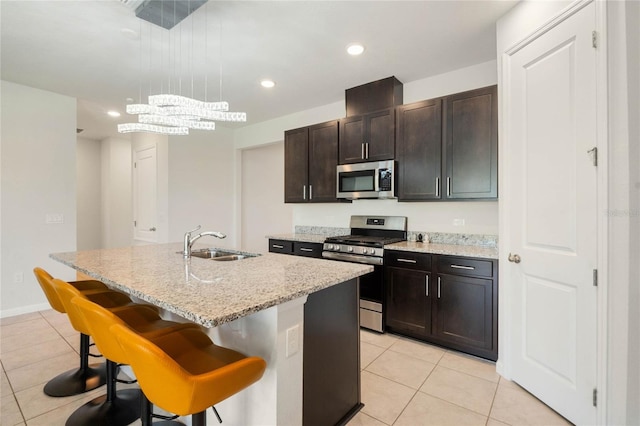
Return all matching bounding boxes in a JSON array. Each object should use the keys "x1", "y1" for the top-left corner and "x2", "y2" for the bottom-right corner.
[
  {"x1": 134, "y1": 145, "x2": 158, "y2": 243},
  {"x1": 504, "y1": 3, "x2": 597, "y2": 424}
]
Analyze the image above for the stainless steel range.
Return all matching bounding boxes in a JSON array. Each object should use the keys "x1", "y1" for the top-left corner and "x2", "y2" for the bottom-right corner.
[{"x1": 322, "y1": 216, "x2": 407, "y2": 332}]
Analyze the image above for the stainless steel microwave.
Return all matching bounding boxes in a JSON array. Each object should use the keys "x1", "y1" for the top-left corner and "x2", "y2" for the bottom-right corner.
[{"x1": 336, "y1": 160, "x2": 395, "y2": 200}]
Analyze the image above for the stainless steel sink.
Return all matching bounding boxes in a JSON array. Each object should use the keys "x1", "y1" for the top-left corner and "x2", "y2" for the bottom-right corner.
[{"x1": 188, "y1": 248, "x2": 258, "y2": 261}]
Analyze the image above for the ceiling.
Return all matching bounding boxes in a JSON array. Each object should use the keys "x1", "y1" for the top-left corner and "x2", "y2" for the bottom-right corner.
[{"x1": 1, "y1": 1, "x2": 518, "y2": 141}]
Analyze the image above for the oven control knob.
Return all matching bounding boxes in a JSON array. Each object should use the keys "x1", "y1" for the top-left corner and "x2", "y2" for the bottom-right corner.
[
  {"x1": 327, "y1": 244, "x2": 334, "y2": 250},
  {"x1": 347, "y1": 246, "x2": 353, "y2": 253},
  {"x1": 369, "y1": 248, "x2": 376, "y2": 255}
]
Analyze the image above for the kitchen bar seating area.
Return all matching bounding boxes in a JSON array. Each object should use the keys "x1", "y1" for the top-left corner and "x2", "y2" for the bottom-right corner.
[{"x1": 1, "y1": 308, "x2": 571, "y2": 425}]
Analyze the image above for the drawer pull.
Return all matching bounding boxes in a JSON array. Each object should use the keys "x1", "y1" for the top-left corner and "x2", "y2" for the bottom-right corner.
[
  {"x1": 450, "y1": 264, "x2": 475, "y2": 270},
  {"x1": 272, "y1": 244, "x2": 284, "y2": 249},
  {"x1": 425, "y1": 275, "x2": 429, "y2": 297},
  {"x1": 397, "y1": 258, "x2": 417, "y2": 264},
  {"x1": 437, "y1": 277, "x2": 441, "y2": 299},
  {"x1": 300, "y1": 248, "x2": 314, "y2": 252}
]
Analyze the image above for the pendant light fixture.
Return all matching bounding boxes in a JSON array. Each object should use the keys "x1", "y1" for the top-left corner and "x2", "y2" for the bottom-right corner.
[{"x1": 118, "y1": 0, "x2": 246, "y2": 136}]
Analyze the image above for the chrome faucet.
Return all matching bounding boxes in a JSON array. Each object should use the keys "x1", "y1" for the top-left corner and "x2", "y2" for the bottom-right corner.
[{"x1": 183, "y1": 225, "x2": 226, "y2": 259}]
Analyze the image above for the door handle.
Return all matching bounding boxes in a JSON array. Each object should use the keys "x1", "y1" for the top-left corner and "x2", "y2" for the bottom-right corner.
[
  {"x1": 361, "y1": 143, "x2": 365, "y2": 159},
  {"x1": 447, "y1": 177, "x2": 451, "y2": 197},
  {"x1": 425, "y1": 275, "x2": 429, "y2": 297},
  {"x1": 437, "y1": 276, "x2": 441, "y2": 299},
  {"x1": 309, "y1": 184, "x2": 313, "y2": 200},
  {"x1": 508, "y1": 253, "x2": 521, "y2": 263},
  {"x1": 303, "y1": 185, "x2": 306, "y2": 200},
  {"x1": 365, "y1": 142, "x2": 369, "y2": 159},
  {"x1": 436, "y1": 177, "x2": 440, "y2": 197},
  {"x1": 450, "y1": 264, "x2": 474, "y2": 270}
]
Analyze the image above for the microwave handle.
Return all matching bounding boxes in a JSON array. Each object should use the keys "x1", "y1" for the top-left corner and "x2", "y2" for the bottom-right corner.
[{"x1": 374, "y1": 167, "x2": 380, "y2": 191}]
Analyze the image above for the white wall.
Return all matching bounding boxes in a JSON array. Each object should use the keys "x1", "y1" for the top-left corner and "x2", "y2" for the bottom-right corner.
[
  {"x1": 240, "y1": 142, "x2": 293, "y2": 253},
  {"x1": 235, "y1": 60, "x2": 500, "y2": 236},
  {"x1": 77, "y1": 137, "x2": 102, "y2": 250},
  {"x1": 0, "y1": 81, "x2": 77, "y2": 316},
  {"x1": 167, "y1": 127, "x2": 236, "y2": 249}
]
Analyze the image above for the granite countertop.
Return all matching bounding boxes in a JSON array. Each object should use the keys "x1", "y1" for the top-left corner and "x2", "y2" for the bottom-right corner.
[
  {"x1": 267, "y1": 233, "x2": 498, "y2": 260},
  {"x1": 386, "y1": 241, "x2": 499, "y2": 259},
  {"x1": 51, "y1": 243, "x2": 372, "y2": 328}
]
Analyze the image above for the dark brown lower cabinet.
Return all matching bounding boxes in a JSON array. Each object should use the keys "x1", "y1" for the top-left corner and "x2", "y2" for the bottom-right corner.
[
  {"x1": 385, "y1": 250, "x2": 498, "y2": 361},
  {"x1": 386, "y1": 267, "x2": 431, "y2": 337},
  {"x1": 433, "y1": 273, "x2": 497, "y2": 361}
]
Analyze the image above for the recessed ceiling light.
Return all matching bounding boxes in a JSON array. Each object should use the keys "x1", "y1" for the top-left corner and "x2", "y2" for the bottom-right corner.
[
  {"x1": 107, "y1": 110, "x2": 121, "y2": 118},
  {"x1": 346, "y1": 43, "x2": 365, "y2": 56},
  {"x1": 261, "y1": 80, "x2": 276, "y2": 88}
]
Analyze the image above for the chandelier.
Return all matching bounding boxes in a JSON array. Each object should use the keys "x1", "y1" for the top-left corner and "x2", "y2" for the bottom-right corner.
[{"x1": 118, "y1": 0, "x2": 246, "y2": 136}]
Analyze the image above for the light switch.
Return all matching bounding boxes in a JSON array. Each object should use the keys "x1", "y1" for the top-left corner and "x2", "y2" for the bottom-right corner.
[{"x1": 46, "y1": 213, "x2": 64, "y2": 224}]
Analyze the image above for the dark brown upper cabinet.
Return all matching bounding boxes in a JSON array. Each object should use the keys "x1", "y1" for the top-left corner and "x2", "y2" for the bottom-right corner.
[
  {"x1": 339, "y1": 108, "x2": 395, "y2": 164},
  {"x1": 396, "y1": 85, "x2": 498, "y2": 201},
  {"x1": 396, "y1": 98, "x2": 443, "y2": 200},
  {"x1": 345, "y1": 76, "x2": 403, "y2": 117},
  {"x1": 284, "y1": 120, "x2": 339, "y2": 203},
  {"x1": 443, "y1": 85, "x2": 498, "y2": 199}
]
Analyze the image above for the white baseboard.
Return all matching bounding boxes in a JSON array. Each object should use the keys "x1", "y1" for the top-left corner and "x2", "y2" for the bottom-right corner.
[{"x1": 0, "y1": 303, "x2": 50, "y2": 319}]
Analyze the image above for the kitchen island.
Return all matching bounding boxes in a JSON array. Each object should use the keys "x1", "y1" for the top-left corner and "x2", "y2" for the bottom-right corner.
[{"x1": 51, "y1": 243, "x2": 372, "y2": 426}]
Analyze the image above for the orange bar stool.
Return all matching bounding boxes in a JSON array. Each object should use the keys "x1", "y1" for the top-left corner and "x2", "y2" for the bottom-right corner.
[
  {"x1": 33, "y1": 267, "x2": 134, "y2": 397},
  {"x1": 70, "y1": 296, "x2": 207, "y2": 425},
  {"x1": 111, "y1": 320, "x2": 267, "y2": 426},
  {"x1": 51, "y1": 278, "x2": 194, "y2": 426}
]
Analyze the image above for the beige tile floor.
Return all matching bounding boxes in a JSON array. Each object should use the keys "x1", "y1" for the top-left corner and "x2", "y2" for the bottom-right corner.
[{"x1": 1, "y1": 310, "x2": 571, "y2": 426}]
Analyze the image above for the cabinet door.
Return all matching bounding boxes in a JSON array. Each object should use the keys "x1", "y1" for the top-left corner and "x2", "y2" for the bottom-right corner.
[
  {"x1": 433, "y1": 273, "x2": 496, "y2": 360},
  {"x1": 308, "y1": 121, "x2": 338, "y2": 202},
  {"x1": 284, "y1": 127, "x2": 309, "y2": 203},
  {"x1": 339, "y1": 115, "x2": 365, "y2": 164},
  {"x1": 444, "y1": 85, "x2": 498, "y2": 199},
  {"x1": 365, "y1": 108, "x2": 395, "y2": 162},
  {"x1": 385, "y1": 267, "x2": 431, "y2": 337},
  {"x1": 396, "y1": 99, "x2": 442, "y2": 200}
]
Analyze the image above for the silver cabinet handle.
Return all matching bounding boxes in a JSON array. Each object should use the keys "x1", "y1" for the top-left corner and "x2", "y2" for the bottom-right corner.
[
  {"x1": 437, "y1": 277, "x2": 441, "y2": 298},
  {"x1": 300, "y1": 248, "x2": 314, "y2": 252},
  {"x1": 447, "y1": 177, "x2": 451, "y2": 197},
  {"x1": 451, "y1": 264, "x2": 474, "y2": 270},
  {"x1": 436, "y1": 177, "x2": 440, "y2": 197},
  {"x1": 272, "y1": 244, "x2": 284, "y2": 249},
  {"x1": 149, "y1": 227, "x2": 156, "y2": 231},
  {"x1": 361, "y1": 143, "x2": 365, "y2": 159},
  {"x1": 508, "y1": 253, "x2": 521, "y2": 263},
  {"x1": 303, "y1": 185, "x2": 306, "y2": 200},
  {"x1": 397, "y1": 258, "x2": 417, "y2": 264},
  {"x1": 365, "y1": 142, "x2": 369, "y2": 159},
  {"x1": 309, "y1": 184, "x2": 313, "y2": 200},
  {"x1": 425, "y1": 275, "x2": 429, "y2": 297}
]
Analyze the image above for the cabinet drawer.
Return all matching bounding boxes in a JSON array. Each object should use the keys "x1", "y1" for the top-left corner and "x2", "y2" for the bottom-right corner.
[
  {"x1": 294, "y1": 242, "x2": 324, "y2": 259},
  {"x1": 385, "y1": 250, "x2": 431, "y2": 271},
  {"x1": 436, "y1": 256, "x2": 493, "y2": 278},
  {"x1": 268, "y1": 239, "x2": 293, "y2": 255}
]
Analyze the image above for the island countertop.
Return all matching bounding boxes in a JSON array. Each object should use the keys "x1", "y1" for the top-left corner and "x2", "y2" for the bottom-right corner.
[{"x1": 51, "y1": 243, "x2": 372, "y2": 328}]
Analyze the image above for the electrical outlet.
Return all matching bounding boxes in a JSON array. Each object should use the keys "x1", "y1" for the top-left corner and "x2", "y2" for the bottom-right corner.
[
  {"x1": 453, "y1": 218, "x2": 465, "y2": 226},
  {"x1": 286, "y1": 325, "x2": 299, "y2": 358},
  {"x1": 13, "y1": 272, "x2": 24, "y2": 283}
]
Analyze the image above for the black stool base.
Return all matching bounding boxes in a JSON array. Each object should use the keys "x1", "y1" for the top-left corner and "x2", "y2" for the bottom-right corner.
[
  {"x1": 65, "y1": 388, "x2": 141, "y2": 426},
  {"x1": 44, "y1": 363, "x2": 107, "y2": 397}
]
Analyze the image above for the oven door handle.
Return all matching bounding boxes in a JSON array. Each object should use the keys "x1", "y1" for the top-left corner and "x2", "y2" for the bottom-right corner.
[{"x1": 321, "y1": 251, "x2": 383, "y2": 265}]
